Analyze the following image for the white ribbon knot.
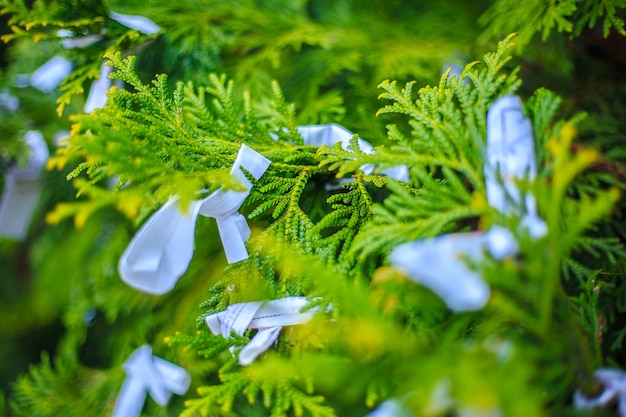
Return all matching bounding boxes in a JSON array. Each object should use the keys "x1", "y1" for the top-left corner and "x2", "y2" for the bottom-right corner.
[
  {"x1": 112, "y1": 345, "x2": 190, "y2": 417},
  {"x1": 118, "y1": 144, "x2": 271, "y2": 294},
  {"x1": 485, "y1": 95, "x2": 547, "y2": 238},
  {"x1": 389, "y1": 95, "x2": 547, "y2": 311},
  {"x1": 205, "y1": 296, "x2": 321, "y2": 365},
  {"x1": 574, "y1": 369, "x2": 626, "y2": 416},
  {"x1": 0, "y1": 130, "x2": 49, "y2": 240}
]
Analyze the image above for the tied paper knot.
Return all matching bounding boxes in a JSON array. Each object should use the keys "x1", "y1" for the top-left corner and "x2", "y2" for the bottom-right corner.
[
  {"x1": 485, "y1": 95, "x2": 547, "y2": 238},
  {"x1": 389, "y1": 95, "x2": 545, "y2": 312},
  {"x1": 205, "y1": 296, "x2": 321, "y2": 365},
  {"x1": 0, "y1": 131, "x2": 49, "y2": 240},
  {"x1": 297, "y1": 124, "x2": 409, "y2": 183},
  {"x1": 390, "y1": 227, "x2": 517, "y2": 312},
  {"x1": 112, "y1": 345, "x2": 190, "y2": 417},
  {"x1": 574, "y1": 369, "x2": 626, "y2": 416},
  {"x1": 118, "y1": 144, "x2": 270, "y2": 294}
]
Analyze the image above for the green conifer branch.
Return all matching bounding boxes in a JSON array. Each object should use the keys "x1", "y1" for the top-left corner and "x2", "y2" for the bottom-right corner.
[
  {"x1": 4, "y1": 0, "x2": 626, "y2": 410},
  {"x1": 479, "y1": 0, "x2": 626, "y2": 50},
  {"x1": 1, "y1": 0, "x2": 160, "y2": 115},
  {"x1": 310, "y1": 175, "x2": 374, "y2": 270},
  {"x1": 10, "y1": 353, "x2": 120, "y2": 417},
  {"x1": 182, "y1": 362, "x2": 336, "y2": 417}
]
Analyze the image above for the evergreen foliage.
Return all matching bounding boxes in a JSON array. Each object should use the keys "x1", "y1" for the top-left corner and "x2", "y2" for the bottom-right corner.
[
  {"x1": 480, "y1": 0, "x2": 626, "y2": 47},
  {"x1": 1, "y1": 1, "x2": 626, "y2": 417}
]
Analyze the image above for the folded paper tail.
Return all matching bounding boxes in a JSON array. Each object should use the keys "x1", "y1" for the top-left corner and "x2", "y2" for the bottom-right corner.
[
  {"x1": 215, "y1": 214, "x2": 251, "y2": 263},
  {"x1": 574, "y1": 368, "x2": 626, "y2": 416},
  {"x1": 84, "y1": 63, "x2": 113, "y2": 113},
  {"x1": 0, "y1": 181, "x2": 42, "y2": 240},
  {"x1": 29, "y1": 56, "x2": 73, "y2": 92},
  {"x1": 153, "y1": 355, "x2": 191, "y2": 398},
  {"x1": 389, "y1": 234, "x2": 489, "y2": 312},
  {"x1": 485, "y1": 95, "x2": 547, "y2": 238},
  {"x1": 389, "y1": 229, "x2": 518, "y2": 312},
  {"x1": 118, "y1": 199, "x2": 201, "y2": 295},
  {"x1": 238, "y1": 326, "x2": 282, "y2": 365},
  {"x1": 0, "y1": 130, "x2": 49, "y2": 240},
  {"x1": 112, "y1": 375, "x2": 148, "y2": 417},
  {"x1": 235, "y1": 144, "x2": 272, "y2": 180}
]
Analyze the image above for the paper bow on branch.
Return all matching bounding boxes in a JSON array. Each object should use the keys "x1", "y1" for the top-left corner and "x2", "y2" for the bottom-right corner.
[
  {"x1": 16, "y1": 56, "x2": 73, "y2": 92},
  {"x1": 112, "y1": 345, "x2": 190, "y2": 417},
  {"x1": 389, "y1": 95, "x2": 546, "y2": 311},
  {"x1": 574, "y1": 369, "x2": 626, "y2": 416},
  {"x1": 390, "y1": 227, "x2": 517, "y2": 311},
  {"x1": 297, "y1": 124, "x2": 409, "y2": 183},
  {"x1": 0, "y1": 131, "x2": 49, "y2": 240},
  {"x1": 485, "y1": 95, "x2": 547, "y2": 238},
  {"x1": 206, "y1": 296, "x2": 323, "y2": 365},
  {"x1": 118, "y1": 144, "x2": 271, "y2": 294}
]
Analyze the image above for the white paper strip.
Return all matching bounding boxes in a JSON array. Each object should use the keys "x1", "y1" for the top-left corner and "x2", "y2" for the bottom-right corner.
[
  {"x1": 110, "y1": 12, "x2": 160, "y2": 34},
  {"x1": 57, "y1": 29, "x2": 103, "y2": 49},
  {"x1": 574, "y1": 369, "x2": 626, "y2": 416},
  {"x1": 485, "y1": 95, "x2": 547, "y2": 238},
  {"x1": 112, "y1": 345, "x2": 190, "y2": 417},
  {"x1": 298, "y1": 124, "x2": 409, "y2": 183},
  {"x1": 0, "y1": 131, "x2": 49, "y2": 240},
  {"x1": 56, "y1": 29, "x2": 73, "y2": 38},
  {"x1": 57, "y1": 11, "x2": 158, "y2": 50},
  {"x1": 118, "y1": 144, "x2": 270, "y2": 294},
  {"x1": 205, "y1": 296, "x2": 320, "y2": 365},
  {"x1": 28, "y1": 56, "x2": 73, "y2": 92},
  {"x1": 84, "y1": 63, "x2": 112, "y2": 113},
  {"x1": 298, "y1": 124, "x2": 371, "y2": 151},
  {"x1": 389, "y1": 227, "x2": 517, "y2": 312}
]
